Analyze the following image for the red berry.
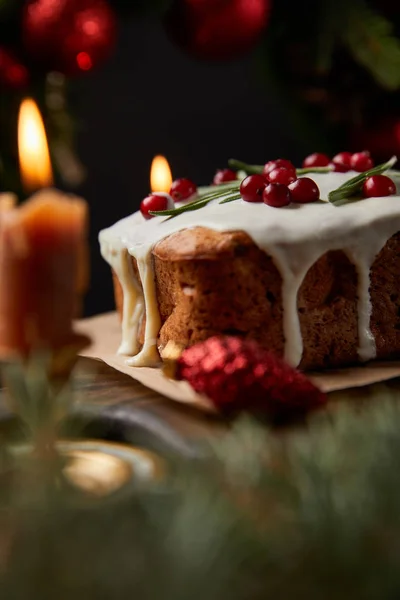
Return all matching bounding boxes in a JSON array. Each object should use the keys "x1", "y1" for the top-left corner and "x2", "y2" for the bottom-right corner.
[
  {"x1": 362, "y1": 175, "x2": 396, "y2": 198},
  {"x1": 267, "y1": 167, "x2": 297, "y2": 186},
  {"x1": 240, "y1": 175, "x2": 266, "y2": 203},
  {"x1": 140, "y1": 194, "x2": 172, "y2": 219},
  {"x1": 263, "y1": 159, "x2": 295, "y2": 176},
  {"x1": 332, "y1": 151, "x2": 352, "y2": 167},
  {"x1": 302, "y1": 153, "x2": 330, "y2": 168},
  {"x1": 330, "y1": 161, "x2": 350, "y2": 173},
  {"x1": 170, "y1": 178, "x2": 197, "y2": 202},
  {"x1": 262, "y1": 183, "x2": 292, "y2": 208},
  {"x1": 288, "y1": 177, "x2": 320, "y2": 204},
  {"x1": 213, "y1": 169, "x2": 237, "y2": 185},
  {"x1": 350, "y1": 152, "x2": 374, "y2": 172}
]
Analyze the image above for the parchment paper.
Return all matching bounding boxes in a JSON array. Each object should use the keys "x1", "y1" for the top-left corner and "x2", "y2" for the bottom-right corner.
[
  {"x1": 76, "y1": 312, "x2": 213, "y2": 411},
  {"x1": 76, "y1": 312, "x2": 400, "y2": 411}
]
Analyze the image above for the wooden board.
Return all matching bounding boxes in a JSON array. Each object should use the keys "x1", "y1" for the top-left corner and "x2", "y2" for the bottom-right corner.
[{"x1": 0, "y1": 357, "x2": 225, "y2": 458}]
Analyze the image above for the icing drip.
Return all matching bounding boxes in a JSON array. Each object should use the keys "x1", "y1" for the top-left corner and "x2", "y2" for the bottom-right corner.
[
  {"x1": 100, "y1": 242, "x2": 143, "y2": 356},
  {"x1": 125, "y1": 249, "x2": 161, "y2": 367},
  {"x1": 267, "y1": 246, "x2": 317, "y2": 366},
  {"x1": 354, "y1": 258, "x2": 375, "y2": 362},
  {"x1": 99, "y1": 172, "x2": 400, "y2": 368},
  {"x1": 346, "y1": 216, "x2": 400, "y2": 361}
]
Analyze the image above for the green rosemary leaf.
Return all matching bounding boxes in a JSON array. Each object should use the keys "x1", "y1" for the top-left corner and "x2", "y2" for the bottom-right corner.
[
  {"x1": 151, "y1": 182, "x2": 241, "y2": 218},
  {"x1": 150, "y1": 198, "x2": 210, "y2": 217},
  {"x1": 228, "y1": 159, "x2": 263, "y2": 175},
  {"x1": 328, "y1": 156, "x2": 398, "y2": 204},
  {"x1": 219, "y1": 194, "x2": 242, "y2": 205},
  {"x1": 198, "y1": 181, "x2": 241, "y2": 195},
  {"x1": 198, "y1": 185, "x2": 240, "y2": 203},
  {"x1": 296, "y1": 166, "x2": 332, "y2": 175},
  {"x1": 230, "y1": 159, "x2": 332, "y2": 177}
]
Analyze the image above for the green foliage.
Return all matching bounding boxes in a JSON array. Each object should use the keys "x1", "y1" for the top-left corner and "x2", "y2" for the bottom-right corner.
[
  {"x1": 3, "y1": 386, "x2": 400, "y2": 598},
  {"x1": 342, "y1": 0, "x2": 400, "y2": 90}
]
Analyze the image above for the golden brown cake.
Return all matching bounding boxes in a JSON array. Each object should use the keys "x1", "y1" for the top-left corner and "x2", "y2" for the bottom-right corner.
[{"x1": 99, "y1": 169, "x2": 400, "y2": 370}]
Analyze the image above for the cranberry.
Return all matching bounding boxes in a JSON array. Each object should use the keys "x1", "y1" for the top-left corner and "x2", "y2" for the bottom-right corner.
[
  {"x1": 362, "y1": 175, "x2": 396, "y2": 198},
  {"x1": 140, "y1": 194, "x2": 172, "y2": 219},
  {"x1": 170, "y1": 178, "x2": 197, "y2": 202},
  {"x1": 332, "y1": 151, "x2": 352, "y2": 168},
  {"x1": 267, "y1": 167, "x2": 297, "y2": 186},
  {"x1": 262, "y1": 183, "x2": 292, "y2": 208},
  {"x1": 213, "y1": 169, "x2": 237, "y2": 185},
  {"x1": 240, "y1": 175, "x2": 266, "y2": 203},
  {"x1": 330, "y1": 161, "x2": 350, "y2": 173},
  {"x1": 263, "y1": 159, "x2": 295, "y2": 176},
  {"x1": 350, "y1": 152, "x2": 374, "y2": 172},
  {"x1": 288, "y1": 177, "x2": 320, "y2": 204},
  {"x1": 302, "y1": 153, "x2": 330, "y2": 168}
]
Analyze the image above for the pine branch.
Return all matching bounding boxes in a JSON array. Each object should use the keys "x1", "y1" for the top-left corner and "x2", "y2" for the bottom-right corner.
[
  {"x1": 342, "y1": 0, "x2": 400, "y2": 91},
  {"x1": 3, "y1": 385, "x2": 400, "y2": 598}
]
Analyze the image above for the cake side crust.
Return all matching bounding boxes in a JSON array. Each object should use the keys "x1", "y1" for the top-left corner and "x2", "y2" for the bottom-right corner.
[{"x1": 111, "y1": 227, "x2": 400, "y2": 370}]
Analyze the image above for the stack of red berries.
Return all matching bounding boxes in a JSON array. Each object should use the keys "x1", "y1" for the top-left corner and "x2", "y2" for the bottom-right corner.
[
  {"x1": 140, "y1": 151, "x2": 397, "y2": 220},
  {"x1": 140, "y1": 178, "x2": 198, "y2": 220},
  {"x1": 303, "y1": 151, "x2": 396, "y2": 198},
  {"x1": 303, "y1": 150, "x2": 374, "y2": 173},
  {"x1": 240, "y1": 158, "x2": 320, "y2": 208}
]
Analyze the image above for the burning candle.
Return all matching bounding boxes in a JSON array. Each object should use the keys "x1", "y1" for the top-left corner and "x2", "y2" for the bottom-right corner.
[
  {"x1": 150, "y1": 155, "x2": 173, "y2": 193},
  {"x1": 0, "y1": 98, "x2": 89, "y2": 359}
]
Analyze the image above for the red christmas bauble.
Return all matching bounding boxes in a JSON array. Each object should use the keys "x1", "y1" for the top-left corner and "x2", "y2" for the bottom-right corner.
[
  {"x1": 0, "y1": 48, "x2": 29, "y2": 89},
  {"x1": 165, "y1": 0, "x2": 271, "y2": 61},
  {"x1": 177, "y1": 336, "x2": 327, "y2": 422},
  {"x1": 22, "y1": 0, "x2": 117, "y2": 76},
  {"x1": 349, "y1": 119, "x2": 400, "y2": 162}
]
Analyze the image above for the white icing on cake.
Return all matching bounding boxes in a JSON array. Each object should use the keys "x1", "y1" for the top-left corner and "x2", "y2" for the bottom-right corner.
[{"x1": 99, "y1": 171, "x2": 400, "y2": 368}]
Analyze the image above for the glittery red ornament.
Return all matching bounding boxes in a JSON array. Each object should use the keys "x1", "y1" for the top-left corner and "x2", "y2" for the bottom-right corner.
[
  {"x1": 177, "y1": 336, "x2": 327, "y2": 421},
  {"x1": 22, "y1": 0, "x2": 117, "y2": 76},
  {"x1": 0, "y1": 48, "x2": 29, "y2": 90},
  {"x1": 165, "y1": 0, "x2": 271, "y2": 61}
]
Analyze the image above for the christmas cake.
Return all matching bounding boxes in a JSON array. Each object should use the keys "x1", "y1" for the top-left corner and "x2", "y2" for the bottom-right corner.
[{"x1": 99, "y1": 152, "x2": 400, "y2": 371}]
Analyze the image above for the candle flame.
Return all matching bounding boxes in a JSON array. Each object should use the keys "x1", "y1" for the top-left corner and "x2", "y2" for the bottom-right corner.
[
  {"x1": 18, "y1": 98, "x2": 54, "y2": 193},
  {"x1": 150, "y1": 155, "x2": 172, "y2": 193}
]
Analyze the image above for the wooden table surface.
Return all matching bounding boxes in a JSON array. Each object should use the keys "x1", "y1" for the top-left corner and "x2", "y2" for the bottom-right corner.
[
  {"x1": 0, "y1": 356, "x2": 225, "y2": 459},
  {"x1": 68, "y1": 358, "x2": 225, "y2": 457},
  {"x1": 2, "y1": 355, "x2": 400, "y2": 460}
]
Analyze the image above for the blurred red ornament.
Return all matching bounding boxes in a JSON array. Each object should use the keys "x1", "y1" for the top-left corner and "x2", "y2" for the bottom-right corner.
[
  {"x1": 165, "y1": 0, "x2": 271, "y2": 61},
  {"x1": 22, "y1": 0, "x2": 117, "y2": 76},
  {"x1": 0, "y1": 48, "x2": 29, "y2": 89},
  {"x1": 350, "y1": 118, "x2": 400, "y2": 162},
  {"x1": 177, "y1": 336, "x2": 327, "y2": 422}
]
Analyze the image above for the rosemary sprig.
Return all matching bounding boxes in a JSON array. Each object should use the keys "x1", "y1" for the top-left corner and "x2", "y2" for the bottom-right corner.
[
  {"x1": 151, "y1": 156, "x2": 399, "y2": 219},
  {"x1": 150, "y1": 181, "x2": 241, "y2": 218},
  {"x1": 228, "y1": 159, "x2": 264, "y2": 175},
  {"x1": 197, "y1": 180, "x2": 241, "y2": 195},
  {"x1": 219, "y1": 193, "x2": 241, "y2": 205},
  {"x1": 228, "y1": 158, "x2": 332, "y2": 176},
  {"x1": 297, "y1": 166, "x2": 332, "y2": 175},
  {"x1": 328, "y1": 156, "x2": 398, "y2": 204}
]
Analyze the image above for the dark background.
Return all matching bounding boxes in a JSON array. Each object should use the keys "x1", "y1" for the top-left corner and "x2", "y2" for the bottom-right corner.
[{"x1": 73, "y1": 18, "x2": 306, "y2": 317}]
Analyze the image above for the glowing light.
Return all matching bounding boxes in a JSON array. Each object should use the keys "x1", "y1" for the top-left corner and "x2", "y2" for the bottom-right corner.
[
  {"x1": 77, "y1": 51, "x2": 93, "y2": 71},
  {"x1": 150, "y1": 155, "x2": 173, "y2": 193},
  {"x1": 18, "y1": 98, "x2": 54, "y2": 193}
]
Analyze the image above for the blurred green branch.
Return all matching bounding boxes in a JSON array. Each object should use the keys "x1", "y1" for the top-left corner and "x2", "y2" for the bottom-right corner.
[{"x1": 2, "y1": 383, "x2": 400, "y2": 598}]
